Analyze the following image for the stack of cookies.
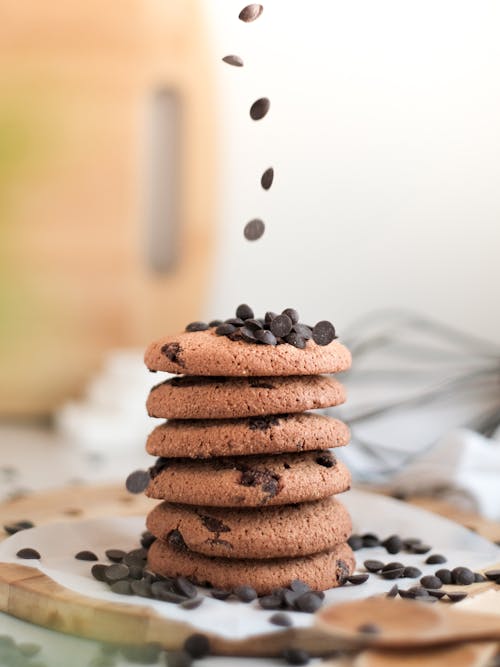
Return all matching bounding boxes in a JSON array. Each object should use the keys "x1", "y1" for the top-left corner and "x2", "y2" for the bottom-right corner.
[{"x1": 141, "y1": 307, "x2": 355, "y2": 595}]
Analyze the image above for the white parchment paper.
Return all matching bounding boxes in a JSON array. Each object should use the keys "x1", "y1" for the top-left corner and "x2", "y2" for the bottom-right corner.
[{"x1": 1, "y1": 490, "x2": 498, "y2": 640}]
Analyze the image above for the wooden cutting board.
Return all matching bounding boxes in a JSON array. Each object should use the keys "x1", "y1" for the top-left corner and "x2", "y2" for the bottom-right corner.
[{"x1": 1, "y1": 484, "x2": 499, "y2": 658}]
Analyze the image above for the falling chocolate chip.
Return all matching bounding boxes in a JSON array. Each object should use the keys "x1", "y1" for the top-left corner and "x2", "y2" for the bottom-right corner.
[
  {"x1": 261, "y1": 167, "x2": 274, "y2": 190},
  {"x1": 125, "y1": 470, "x2": 150, "y2": 494},
  {"x1": 386, "y1": 584, "x2": 399, "y2": 598},
  {"x1": 244, "y1": 218, "x2": 265, "y2": 241},
  {"x1": 312, "y1": 320, "x2": 336, "y2": 346},
  {"x1": 16, "y1": 548, "x2": 40, "y2": 560},
  {"x1": 249, "y1": 97, "x2": 270, "y2": 120},
  {"x1": 238, "y1": 3, "x2": 263, "y2": 22},
  {"x1": 3, "y1": 520, "x2": 34, "y2": 535},
  {"x1": 75, "y1": 550, "x2": 98, "y2": 561},
  {"x1": 410, "y1": 544, "x2": 432, "y2": 554},
  {"x1": 185, "y1": 321, "x2": 209, "y2": 332},
  {"x1": 222, "y1": 54, "x2": 244, "y2": 67}
]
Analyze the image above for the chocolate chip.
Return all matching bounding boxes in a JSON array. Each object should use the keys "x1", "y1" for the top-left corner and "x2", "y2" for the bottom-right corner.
[
  {"x1": 151, "y1": 582, "x2": 186, "y2": 604},
  {"x1": 447, "y1": 592, "x2": 468, "y2": 603},
  {"x1": 348, "y1": 535, "x2": 364, "y2": 551},
  {"x1": 234, "y1": 585, "x2": 257, "y2": 602},
  {"x1": 16, "y1": 548, "x2": 40, "y2": 559},
  {"x1": 91, "y1": 564, "x2": 108, "y2": 581},
  {"x1": 403, "y1": 537, "x2": 422, "y2": 548},
  {"x1": 386, "y1": 584, "x2": 399, "y2": 598},
  {"x1": 358, "y1": 623, "x2": 380, "y2": 635},
  {"x1": 258, "y1": 594, "x2": 282, "y2": 609},
  {"x1": 105, "y1": 563, "x2": 130, "y2": 582},
  {"x1": 124, "y1": 548, "x2": 148, "y2": 567},
  {"x1": 425, "y1": 554, "x2": 447, "y2": 564},
  {"x1": 160, "y1": 342, "x2": 183, "y2": 364},
  {"x1": 484, "y1": 569, "x2": 500, "y2": 580},
  {"x1": 215, "y1": 322, "x2": 237, "y2": 336},
  {"x1": 382, "y1": 535, "x2": 403, "y2": 554},
  {"x1": 381, "y1": 568, "x2": 404, "y2": 580},
  {"x1": 106, "y1": 549, "x2": 126, "y2": 562},
  {"x1": 292, "y1": 323, "x2": 312, "y2": 339},
  {"x1": 363, "y1": 560, "x2": 385, "y2": 573},
  {"x1": 183, "y1": 634, "x2": 210, "y2": 659},
  {"x1": 248, "y1": 415, "x2": 280, "y2": 431},
  {"x1": 222, "y1": 54, "x2": 244, "y2": 67},
  {"x1": 209, "y1": 319, "x2": 223, "y2": 327},
  {"x1": 265, "y1": 311, "x2": 278, "y2": 323},
  {"x1": 165, "y1": 650, "x2": 193, "y2": 667},
  {"x1": 270, "y1": 314, "x2": 293, "y2": 337},
  {"x1": 283, "y1": 647, "x2": 310, "y2": 665},
  {"x1": 362, "y1": 533, "x2": 380, "y2": 548},
  {"x1": 284, "y1": 332, "x2": 306, "y2": 349},
  {"x1": 436, "y1": 569, "x2": 453, "y2": 584},
  {"x1": 181, "y1": 597, "x2": 204, "y2": 610},
  {"x1": 402, "y1": 566, "x2": 422, "y2": 579},
  {"x1": 315, "y1": 452, "x2": 335, "y2": 468},
  {"x1": 236, "y1": 304, "x2": 254, "y2": 320},
  {"x1": 238, "y1": 3, "x2": 263, "y2": 22},
  {"x1": 312, "y1": 320, "x2": 336, "y2": 345},
  {"x1": 261, "y1": 167, "x2": 274, "y2": 190},
  {"x1": 420, "y1": 575, "x2": 443, "y2": 589},
  {"x1": 249, "y1": 97, "x2": 270, "y2": 120},
  {"x1": 347, "y1": 574, "x2": 369, "y2": 585},
  {"x1": 254, "y1": 328, "x2": 277, "y2": 345},
  {"x1": 199, "y1": 515, "x2": 231, "y2": 533},
  {"x1": 294, "y1": 592, "x2": 322, "y2": 613},
  {"x1": 452, "y1": 567, "x2": 475, "y2": 585},
  {"x1": 174, "y1": 577, "x2": 197, "y2": 599},
  {"x1": 244, "y1": 218, "x2": 265, "y2": 240},
  {"x1": 125, "y1": 470, "x2": 150, "y2": 494},
  {"x1": 225, "y1": 317, "x2": 245, "y2": 327},
  {"x1": 140, "y1": 531, "x2": 156, "y2": 549},
  {"x1": 4, "y1": 520, "x2": 34, "y2": 535},
  {"x1": 185, "y1": 321, "x2": 209, "y2": 332},
  {"x1": 240, "y1": 326, "x2": 257, "y2": 342},
  {"x1": 410, "y1": 544, "x2": 432, "y2": 554},
  {"x1": 211, "y1": 589, "x2": 231, "y2": 600},
  {"x1": 75, "y1": 550, "x2": 98, "y2": 561},
  {"x1": 131, "y1": 579, "x2": 153, "y2": 598},
  {"x1": 474, "y1": 572, "x2": 487, "y2": 582},
  {"x1": 244, "y1": 318, "x2": 263, "y2": 330},
  {"x1": 290, "y1": 579, "x2": 310, "y2": 594},
  {"x1": 110, "y1": 580, "x2": 132, "y2": 595},
  {"x1": 426, "y1": 589, "x2": 446, "y2": 599},
  {"x1": 269, "y1": 612, "x2": 292, "y2": 627}
]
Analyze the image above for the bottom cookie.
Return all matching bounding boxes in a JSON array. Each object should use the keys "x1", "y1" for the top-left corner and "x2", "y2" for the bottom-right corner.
[{"x1": 147, "y1": 537, "x2": 354, "y2": 595}]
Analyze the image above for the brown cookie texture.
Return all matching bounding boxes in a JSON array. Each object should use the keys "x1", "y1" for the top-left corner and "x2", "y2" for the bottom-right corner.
[
  {"x1": 146, "y1": 375, "x2": 346, "y2": 420},
  {"x1": 144, "y1": 329, "x2": 351, "y2": 376},
  {"x1": 146, "y1": 496, "x2": 352, "y2": 559},
  {"x1": 147, "y1": 537, "x2": 355, "y2": 594},
  {"x1": 147, "y1": 413, "x2": 350, "y2": 459},
  {"x1": 145, "y1": 451, "x2": 351, "y2": 507}
]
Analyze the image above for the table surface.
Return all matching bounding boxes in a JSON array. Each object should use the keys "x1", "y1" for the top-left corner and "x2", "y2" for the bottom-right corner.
[{"x1": 1, "y1": 422, "x2": 500, "y2": 667}]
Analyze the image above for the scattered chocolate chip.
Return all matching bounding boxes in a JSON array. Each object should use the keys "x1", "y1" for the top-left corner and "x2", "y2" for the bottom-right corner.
[
  {"x1": 222, "y1": 54, "x2": 244, "y2": 67},
  {"x1": 484, "y1": 569, "x2": 500, "y2": 581},
  {"x1": 452, "y1": 567, "x2": 475, "y2": 586},
  {"x1": 3, "y1": 520, "x2": 34, "y2": 535},
  {"x1": 285, "y1": 332, "x2": 306, "y2": 349},
  {"x1": 402, "y1": 566, "x2": 422, "y2": 579},
  {"x1": 181, "y1": 597, "x2": 204, "y2": 610},
  {"x1": 403, "y1": 537, "x2": 422, "y2": 549},
  {"x1": 215, "y1": 322, "x2": 237, "y2": 336},
  {"x1": 75, "y1": 550, "x2": 98, "y2": 561},
  {"x1": 125, "y1": 470, "x2": 150, "y2": 494},
  {"x1": 269, "y1": 612, "x2": 292, "y2": 627},
  {"x1": 174, "y1": 577, "x2": 197, "y2": 599},
  {"x1": 211, "y1": 589, "x2": 231, "y2": 600},
  {"x1": 254, "y1": 328, "x2": 277, "y2": 345},
  {"x1": 358, "y1": 623, "x2": 380, "y2": 635},
  {"x1": 151, "y1": 582, "x2": 186, "y2": 604},
  {"x1": 410, "y1": 544, "x2": 432, "y2": 554},
  {"x1": 261, "y1": 167, "x2": 274, "y2": 190},
  {"x1": 124, "y1": 548, "x2": 148, "y2": 567},
  {"x1": 381, "y1": 568, "x2": 404, "y2": 580},
  {"x1": 386, "y1": 584, "x2": 399, "y2": 598},
  {"x1": 425, "y1": 554, "x2": 447, "y2": 564},
  {"x1": 258, "y1": 594, "x2": 282, "y2": 610},
  {"x1": 234, "y1": 585, "x2": 258, "y2": 602},
  {"x1": 16, "y1": 548, "x2": 40, "y2": 559},
  {"x1": 382, "y1": 535, "x2": 403, "y2": 554},
  {"x1": 294, "y1": 591, "x2": 322, "y2": 613},
  {"x1": 238, "y1": 3, "x2": 263, "y2": 22},
  {"x1": 106, "y1": 563, "x2": 130, "y2": 582},
  {"x1": 435, "y1": 568, "x2": 453, "y2": 585},
  {"x1": 91, "y1": 564, "x2": 108, "y2": 582},
  {"x1": 183, "y1": 634, "x2": 210, "y2": 659},
  {"x1": 249, "y1": 97, "x2": 270, "y2": 120},
  {"x1": 312, "y1": 321, "x2": 336, "y2": 346},
  {"x1": 165, "y1": 650, "x2": 193, "y2": 667},
  {"x1": 185, "y1": 321, "x2": 209, "y2": 332},
  {"x1": 420, "y1": 575, "x2": 443, "y2": 590},
  {"x1": 348, "y1": 535, "x2": 364, "y2": 551},
  {"x1": 362, "y1": 533, "x2": 380, "y2": 548},
  {"x1": 426, "y1": 589, "x2": 446, "y2": 599},
  {"x1": 283, "y1": 647, "x2": 310, "y2": 665},
  {"x1": 364, "y1": 560, "x2": 385, "y2": 573},
  {"x1": 447, "y1": 592, "x2": 468, "y2": 603},
  {"x1": 105, "y1": 549, "x2": 126, "y2": 563},
  {"x1": 347, "y1": 574, "x2": 369, "y2": 585},
  {"x1": 290, "y1": 579, "x2": 311, "y2": 594},
  {"x1": 270, "y1": 314, "x2": 293, "y2": 338},
  {"x1": 110, "y1": 580, "x2": 133, "y2": 595},
  {"x1": 244, "y1": 218, "x2": 265, "y2": 240},
  {"x1": 131, "y1": 579, "x2": 153, "y2": 598}
]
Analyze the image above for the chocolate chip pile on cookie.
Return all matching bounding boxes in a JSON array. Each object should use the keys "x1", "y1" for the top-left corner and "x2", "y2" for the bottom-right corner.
[{"x1": 138, "y1": 305, "x2": 355, "y2": 595}]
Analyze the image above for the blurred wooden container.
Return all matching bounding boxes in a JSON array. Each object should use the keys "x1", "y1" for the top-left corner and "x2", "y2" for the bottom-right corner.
[{"x1": 0, "y1": 0, "x2": 216, "y2": 416}]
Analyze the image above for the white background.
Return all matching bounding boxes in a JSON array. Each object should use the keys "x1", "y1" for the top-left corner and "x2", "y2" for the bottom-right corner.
[{"x1": 202, "y1": 0, "x2": 500, "y2": 341}]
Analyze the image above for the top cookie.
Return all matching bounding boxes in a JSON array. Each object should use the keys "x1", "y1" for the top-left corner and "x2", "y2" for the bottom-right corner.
[{"x1": 144, "y1": 329, "x2": 351, "y2": 377}]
